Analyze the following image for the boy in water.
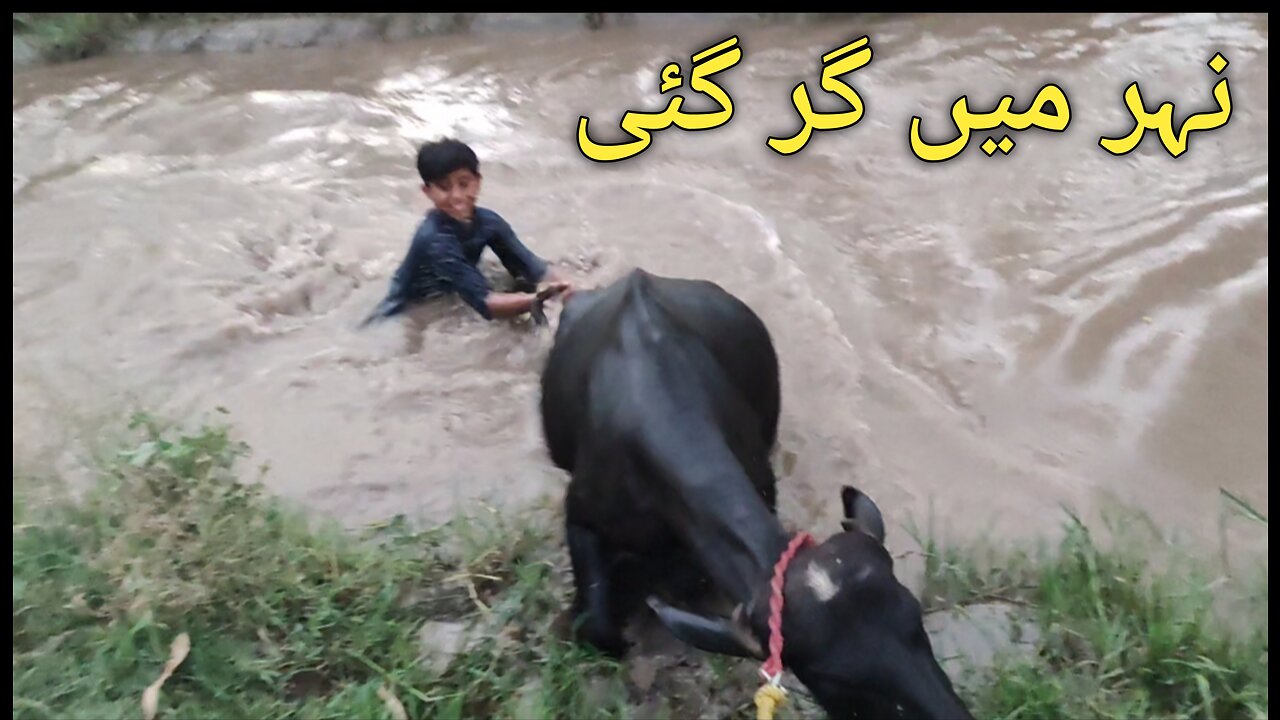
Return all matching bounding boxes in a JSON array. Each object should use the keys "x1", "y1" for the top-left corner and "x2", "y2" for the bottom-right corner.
[{"x1": 362, "y1": 138, "x2": 572, "y2": 326}]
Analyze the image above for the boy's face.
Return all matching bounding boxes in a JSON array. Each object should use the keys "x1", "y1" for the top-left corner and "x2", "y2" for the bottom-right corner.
[{"x1": 423, "y1": 168, "x2": 482, "y2": 222}]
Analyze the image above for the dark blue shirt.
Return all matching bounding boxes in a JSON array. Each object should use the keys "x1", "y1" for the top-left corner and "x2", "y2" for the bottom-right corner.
[{"x1": 366, "y1": 207, "x2": 549, "y2": 323}]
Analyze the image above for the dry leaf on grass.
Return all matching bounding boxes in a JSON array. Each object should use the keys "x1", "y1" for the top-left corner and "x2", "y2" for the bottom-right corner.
[
  {"x1": 377, "y1": 684, "x2": 409, "y2": 720},
  {"x1": 141, "y1": 632, "x2": 191, "y2": 720}
]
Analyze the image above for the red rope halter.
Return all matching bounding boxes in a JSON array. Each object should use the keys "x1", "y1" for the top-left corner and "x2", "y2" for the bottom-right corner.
[{"x1": 760, "y1": 532, "x2": 816, "y2": 682}]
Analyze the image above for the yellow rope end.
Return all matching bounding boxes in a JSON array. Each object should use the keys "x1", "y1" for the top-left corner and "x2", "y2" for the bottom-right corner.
[{"x1": 754, "y1": 683, "x2": 788, "y2": 720}]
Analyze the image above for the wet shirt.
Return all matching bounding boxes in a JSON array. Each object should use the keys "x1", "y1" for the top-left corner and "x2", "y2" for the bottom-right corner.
[{"x1": 366, "y1": 207, "x2": 549, "y2": 322}]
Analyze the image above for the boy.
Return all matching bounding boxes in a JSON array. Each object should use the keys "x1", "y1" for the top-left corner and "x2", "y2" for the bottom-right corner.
[{"x1": 362, "y1": 138, "x2": 572, "y2": 326}]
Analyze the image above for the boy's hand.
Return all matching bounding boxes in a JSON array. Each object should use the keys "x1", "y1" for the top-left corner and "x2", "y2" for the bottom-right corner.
[
  {"x1": 529, "y1": 280, "x2": 573, "y2": 328},
  {"x1": 537, "y1": 280, "x2": 574, "y2": 302}
]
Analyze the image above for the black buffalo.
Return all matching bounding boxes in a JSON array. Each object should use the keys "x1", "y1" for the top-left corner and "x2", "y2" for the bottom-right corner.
[{"x1": 539, "y1": 268, "x2": 974, "y2": 719}]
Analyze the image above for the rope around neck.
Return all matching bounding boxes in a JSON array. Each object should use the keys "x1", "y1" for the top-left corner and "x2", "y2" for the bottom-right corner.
[{"x1": 754, "y1": 532, "x2": 815, "y2": 720}]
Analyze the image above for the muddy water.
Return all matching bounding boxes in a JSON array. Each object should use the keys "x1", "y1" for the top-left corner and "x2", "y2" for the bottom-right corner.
[{"x1": 13, "y1": 13, "x2": 1268, "y2": 557}]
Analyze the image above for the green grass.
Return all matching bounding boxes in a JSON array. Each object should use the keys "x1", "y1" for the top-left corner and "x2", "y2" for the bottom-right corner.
[
  {"x1": 13, "y1": 413, "x2": 1269, "y2": 719},
  {"x1": 15, "y1": 13, "x2": 134, "y2": 61},
  {"x1": 908, "y1": 505, "x2": 1269, "y2": 720},
  {"x1": 13, "y1": 412, "x2": 629, "y2": 720}
]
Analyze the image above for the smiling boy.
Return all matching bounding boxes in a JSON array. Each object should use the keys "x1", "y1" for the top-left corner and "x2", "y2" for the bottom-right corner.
[{"x1": 362, "y1": 138, "x2": 572, "y2": 326}]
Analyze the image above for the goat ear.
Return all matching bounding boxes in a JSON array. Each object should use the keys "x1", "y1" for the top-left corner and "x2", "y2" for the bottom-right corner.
[
  {"x1": 647, "y1": 597, "x2": 764, "y2": 660},
  {"x1": 841, "y1": 485, "x2": 886, "y2": 544}
]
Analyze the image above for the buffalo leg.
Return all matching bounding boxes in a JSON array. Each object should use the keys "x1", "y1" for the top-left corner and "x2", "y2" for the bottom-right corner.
[{"x1": 566, "y1": 521, "x2": 628, "y2": 657}]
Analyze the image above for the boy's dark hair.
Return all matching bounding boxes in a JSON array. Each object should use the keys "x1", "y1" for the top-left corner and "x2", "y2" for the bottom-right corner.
[{"x1": 417, "y1": 138, "x2": 480, "y2": 186}]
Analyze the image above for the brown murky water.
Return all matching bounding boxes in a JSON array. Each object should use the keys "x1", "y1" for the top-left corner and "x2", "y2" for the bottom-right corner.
[{"x1": 12, "y1": 13, "x2": 1268, "y2": 558}]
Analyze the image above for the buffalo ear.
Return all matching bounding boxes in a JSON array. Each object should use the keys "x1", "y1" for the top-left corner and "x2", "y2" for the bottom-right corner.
[
  {"x1": 841, "y1": 485, "x2": 886, "y2": 544},
  {"x1": 647, "y1": 596, "x2": 764, "y2": 660}
]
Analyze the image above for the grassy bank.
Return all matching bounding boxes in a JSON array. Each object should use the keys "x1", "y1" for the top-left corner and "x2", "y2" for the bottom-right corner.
[
  {"x1": 12, "y1": 12, "x2": 870, "y2": 67},
  {"x1": 913, "y1": 514, "x2": 1268, "y2": 719},
  {"x1": 13, "y1": 412, "x2": 632, "y2": 719},
  {"x1": 12, "y1": 12, "x2": 576, "y2": 65},
  {"x1": 13, "y1": 414, "x2": 1269, "y2": 719},
  {"x1": 12, "y1": 14, "x2": 267, "y2": 63}
]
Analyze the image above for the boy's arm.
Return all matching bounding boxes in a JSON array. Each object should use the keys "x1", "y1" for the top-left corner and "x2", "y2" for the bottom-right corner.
[
  {"x1": 485, "y1": 212, "x2": 552, "y2": 284},
  {"x1": 427, "y1": 234, "x2": 543, "y2": 321},
  {"x1": 360, "y1": 234, "x2": 424, "y2": 327}
]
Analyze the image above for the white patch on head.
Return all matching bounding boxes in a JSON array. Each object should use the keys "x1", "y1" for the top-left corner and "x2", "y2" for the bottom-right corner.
[{"x1": 805, "y1": 563, "x2": 839, "y2": 602}]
